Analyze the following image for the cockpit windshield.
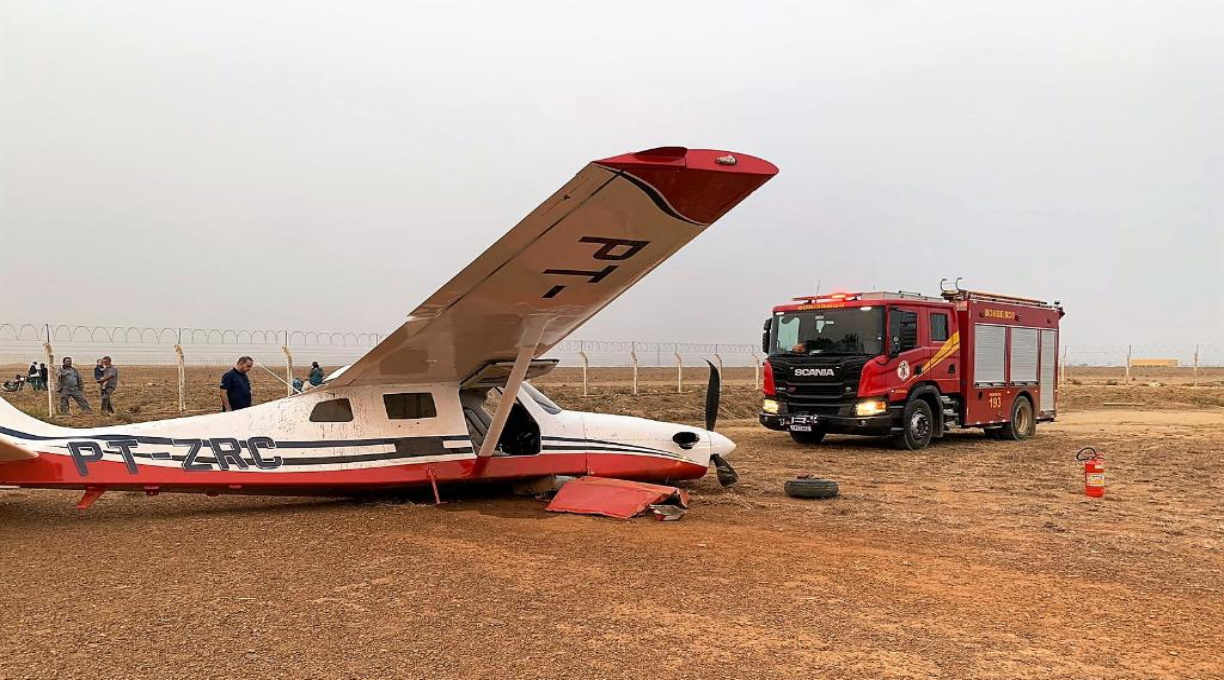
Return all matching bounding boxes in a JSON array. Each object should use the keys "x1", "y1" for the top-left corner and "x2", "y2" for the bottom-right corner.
[
  {"x1": 521, "y1": 382, "x2": 563, "y2": 414},
  {"x1": 770, "y1": 307, "x2": 885, "y2": 356}
]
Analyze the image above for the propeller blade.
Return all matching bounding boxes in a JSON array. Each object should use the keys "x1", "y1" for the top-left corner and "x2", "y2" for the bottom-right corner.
[{"x1": 704, "y1": 359, "x2": 721, "y2": 432}]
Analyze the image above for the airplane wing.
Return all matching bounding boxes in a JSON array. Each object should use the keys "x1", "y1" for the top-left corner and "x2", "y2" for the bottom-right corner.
[{"x1": 332, "y1": 146, "x2": 778, "y2": 387}]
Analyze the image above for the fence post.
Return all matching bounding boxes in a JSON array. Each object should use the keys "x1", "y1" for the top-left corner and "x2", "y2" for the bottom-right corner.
[
  {"x1": 283, "y1": 345, "x2": 294, "y2": 397},
  {"x1": 675, "y1": 350, "x2": 683, "y2": 394},
  {"x1": 1060, "y1": 346, "x2": 1068, "y2": 385},
  {"x1": 1125, "y1": 345, "x2": 1132, "y2": 381},
  {"x1": 1193, "y1": 344, "x2": 1200, "y2": 387},
  {"x1": 577, "y1": 349, "x2": 587, "y2": 398},
  {"x1": 630, "y1": 342, "x2": 639, "y2": 396},
  {"x1": 43, "y1": 328, "x2": 54, "y2": 418},
  {"x1": 752, "y1": 353, "x2": 761, "y2": 390},
  {"x1": 174, "y1": 345, "x2": 186, "y2": 412}
]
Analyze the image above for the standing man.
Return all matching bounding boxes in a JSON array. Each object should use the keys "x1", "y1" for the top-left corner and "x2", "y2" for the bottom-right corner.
[
  {"x1": 28, "y1": 362, "x2": 40, "y2": 391},
  {"x1": 57, "y1": 357, "x2": 92, "y2": 414},
  {"x1": 220, "y1": 356, "x2": 255, "y2": 412},
  {"x1": 39, "y1": 363, "x2": 49, "y2": 394},
  {"x1": 96, "y1": 356, "x2": 119, "y2": 414}
]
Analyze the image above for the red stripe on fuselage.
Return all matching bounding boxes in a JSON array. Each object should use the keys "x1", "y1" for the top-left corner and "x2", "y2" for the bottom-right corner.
[{"x1": 0, "y1": 450, "x2": 708, "y2": 495}]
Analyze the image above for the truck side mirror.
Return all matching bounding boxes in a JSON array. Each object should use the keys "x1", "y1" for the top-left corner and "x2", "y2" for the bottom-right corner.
[{"x1": 761, "y1": 318, "x2": 771, "y2": 353}]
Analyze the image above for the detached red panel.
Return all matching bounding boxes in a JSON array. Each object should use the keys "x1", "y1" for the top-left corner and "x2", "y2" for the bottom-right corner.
[
  {"x1": 545, "y1": 476, "x2": 690, "y2": 520},
  {"x1": 596, "y1": 147, "x2": 779, "y2": 225}
]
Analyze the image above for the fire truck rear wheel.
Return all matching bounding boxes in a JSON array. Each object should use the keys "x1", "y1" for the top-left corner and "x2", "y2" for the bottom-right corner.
[
  {"x1": 892, "y1": 399, "x2": 934, "y2": 451},
  {"x1": 789, "y1": 429, "x2": 827, "y2": 444},
  {"x1": 1000, "y1": 396, "x2": 1036, "y2": 440}
]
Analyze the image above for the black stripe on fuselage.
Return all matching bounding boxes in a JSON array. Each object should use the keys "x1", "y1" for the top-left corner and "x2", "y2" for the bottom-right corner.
[
  {"x1": 0, "y1": 425, "x2": 471, "y2": 450},
  {"x1": 130, "y1": 441, "x2": 476, "y2": 466},
  {"x1": 541, "y1": 435, "x2": 678, "y2": 456}
]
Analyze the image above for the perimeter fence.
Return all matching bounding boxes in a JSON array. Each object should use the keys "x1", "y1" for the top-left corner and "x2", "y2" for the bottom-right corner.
[
  {"x1": 2, "y1": 323, "x2": 1220, "y2": 413},
  {"x1": 2, "y1": 323, "x2": 1218, "y2": 369},
  {"x1": 0, "y1": 324, "x2": 762, "y2": 369}
]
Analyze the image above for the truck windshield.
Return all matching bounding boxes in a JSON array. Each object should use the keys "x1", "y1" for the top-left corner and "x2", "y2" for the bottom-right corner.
[{"x1": 770, "y1": 307, "x2": 885, "y2": 356}]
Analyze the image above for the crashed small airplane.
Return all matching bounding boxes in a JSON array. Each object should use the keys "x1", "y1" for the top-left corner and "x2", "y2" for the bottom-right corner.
[{"x1": 0, "y1": 147, "x2": 777, "y2": 509}]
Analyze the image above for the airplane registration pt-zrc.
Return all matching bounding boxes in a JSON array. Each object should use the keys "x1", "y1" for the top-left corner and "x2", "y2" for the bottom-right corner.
[{"x1": 0, "y1": 147, "x2": 778, "y2": 509}]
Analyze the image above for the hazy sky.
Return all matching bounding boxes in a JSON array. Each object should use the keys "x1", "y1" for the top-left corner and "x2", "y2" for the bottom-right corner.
[{"x1": 2, "y1": 0, "x2": 1221, "y2": 349}]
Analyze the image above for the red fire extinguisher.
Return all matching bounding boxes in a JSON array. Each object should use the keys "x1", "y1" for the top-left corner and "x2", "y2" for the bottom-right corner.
[{"x1": 1076, "y1": 447, "x2": 1105, "y2": 498}]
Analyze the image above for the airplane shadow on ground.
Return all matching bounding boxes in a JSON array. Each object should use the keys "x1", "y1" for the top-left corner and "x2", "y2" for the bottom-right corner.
[{"x1": 0, "y1": 481, "x2": 560, "y2": 525}]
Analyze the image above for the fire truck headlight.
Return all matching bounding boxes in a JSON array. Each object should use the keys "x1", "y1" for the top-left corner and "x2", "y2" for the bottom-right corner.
[
  {"x1": 762, "y1": 399, "x2": 779, "y2": 414},
  {"x1": 855, "y1": 399, "x2": 888, "y2": 417}
]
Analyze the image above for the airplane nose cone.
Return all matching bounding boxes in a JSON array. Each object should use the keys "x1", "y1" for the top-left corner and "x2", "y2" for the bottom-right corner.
[{"x1": 710, "y1": 431, "x2": 736, "y2": 458}]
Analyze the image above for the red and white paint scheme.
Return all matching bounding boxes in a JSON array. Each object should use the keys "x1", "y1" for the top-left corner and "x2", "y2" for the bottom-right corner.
[{"x1": 0, "y1": 147, "x2": 778, "y2": 507}]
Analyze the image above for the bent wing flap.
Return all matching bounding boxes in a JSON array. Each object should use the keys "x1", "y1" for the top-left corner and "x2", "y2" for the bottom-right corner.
[
  {"x1": 0, "y1": 438, "x2": 39, "y2": 462},
  {"x1": 335, "y1": 147, "x2": 777, "y2": 386}
]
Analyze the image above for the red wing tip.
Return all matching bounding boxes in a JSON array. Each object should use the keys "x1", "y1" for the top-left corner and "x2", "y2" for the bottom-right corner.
[{"x1": 596, "y1": 147, "x2": 778, "y2": 176}]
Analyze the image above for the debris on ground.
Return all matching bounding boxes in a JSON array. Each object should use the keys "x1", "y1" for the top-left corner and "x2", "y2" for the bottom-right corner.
[
  {"x1": 545, "y1": 476, "x2": 690, "y2": 520},
  {"x1": 783, "y1": 475, "x2": 839, "y2": 499}
]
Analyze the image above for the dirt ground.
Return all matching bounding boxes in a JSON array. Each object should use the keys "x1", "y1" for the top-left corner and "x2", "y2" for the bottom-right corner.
[{"x1": 2, "y1": 368, "x2": 1223, "y2": 679}]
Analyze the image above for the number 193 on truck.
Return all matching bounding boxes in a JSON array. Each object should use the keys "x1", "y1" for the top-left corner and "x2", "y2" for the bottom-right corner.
[{"x1": 758, "y1": 281, "x2": 1065, "y2": 450}]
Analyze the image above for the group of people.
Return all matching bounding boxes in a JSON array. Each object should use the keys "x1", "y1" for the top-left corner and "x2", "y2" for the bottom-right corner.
[
  {"x1": 51, "y1": 357, "x2": 120, "y2": 415},
  {"x1": 18, "y1": 362, "x2": 49, "y2": 391},
  {"x1": 7, "y1": 357, "x2": 120, "y2": 415},
  {"x1": 7, "y1": 355, "x2": 329, "y2": 416},
  {"x1": 218, "y1": 358, "x2": 327, "y2": 412}
]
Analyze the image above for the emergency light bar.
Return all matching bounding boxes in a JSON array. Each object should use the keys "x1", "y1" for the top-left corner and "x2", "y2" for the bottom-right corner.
[{"x1": 791, "y1": 292, "x2": 861, "y2": 303}]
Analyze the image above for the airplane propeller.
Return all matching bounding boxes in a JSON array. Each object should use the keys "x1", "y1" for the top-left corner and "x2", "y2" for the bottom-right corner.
[
  {"x1": 704, "y1": 360, "x2": 739, "y2": 487},
  {"x1": 704, "y1": 359, "x2": 721, "y2": 432}
]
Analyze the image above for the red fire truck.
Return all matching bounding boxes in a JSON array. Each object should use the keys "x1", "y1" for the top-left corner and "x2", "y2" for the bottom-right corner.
[{"x1": 759, "y1": 281, "x2": 1064, "y2": 450}]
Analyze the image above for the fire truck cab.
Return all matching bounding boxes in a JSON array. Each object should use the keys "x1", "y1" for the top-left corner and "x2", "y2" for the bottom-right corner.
[{"x1": 759, "y1": 282, "x2": 1064, "y2": 450}]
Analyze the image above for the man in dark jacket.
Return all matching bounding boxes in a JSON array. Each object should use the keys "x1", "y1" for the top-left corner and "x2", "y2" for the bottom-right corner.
[{"x1": 220, "y1": 356, "x2": 255, "y2": 412}]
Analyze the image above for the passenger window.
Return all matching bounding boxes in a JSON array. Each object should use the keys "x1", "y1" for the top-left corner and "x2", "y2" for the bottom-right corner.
[
  {"x1": 384, "y1": 393, "x2": 437, "y2": 420},
  {"x1": 930, "y1": 313, "x2": 950, "y2": 343},
  {"x1": 310, "y1": 398, "x2": 354, "y2": 423},
  {"x1": 890, "y1": 309, "x2": 919, "y2": 353}
]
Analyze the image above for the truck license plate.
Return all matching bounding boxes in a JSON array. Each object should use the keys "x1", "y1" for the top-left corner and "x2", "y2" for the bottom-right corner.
[{"x1": 790, "y1": 424, "x2": 812, "y2": 432}]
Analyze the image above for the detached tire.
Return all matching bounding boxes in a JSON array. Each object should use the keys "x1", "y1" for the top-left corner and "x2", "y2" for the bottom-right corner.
[
  {"x1": 891, "y1": 398, "x2": 934, "y2": 451},
  {"x1": 789, "y1": 429, "x2": 827, "y2": 445},
  {"x1": 1000, "y1": 396, "x2": 1036, "y2": 441},
  {"x1": 784, "y1": 477, "x2": 839, "y2": 499}
]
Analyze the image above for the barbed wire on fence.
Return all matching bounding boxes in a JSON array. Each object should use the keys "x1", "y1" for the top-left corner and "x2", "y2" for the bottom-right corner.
[
  {"x1": 0, "y1": 323, "x2": 383, "y2": 347},
  {"x1": 1, "y1": 322, "x2": 1220, "y2": 369}
]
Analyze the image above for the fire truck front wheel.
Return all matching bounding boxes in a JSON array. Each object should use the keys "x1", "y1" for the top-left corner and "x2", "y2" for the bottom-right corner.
[
  {"x1": 891, "y1": 399, "x2": 934, "y2": 451},
  {"x1": 1000, "y1": 395, "x2": 1036, "y2": 440}
]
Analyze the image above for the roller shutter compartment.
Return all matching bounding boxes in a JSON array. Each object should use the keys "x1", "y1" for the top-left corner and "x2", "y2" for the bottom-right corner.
[{"x1": 974, "y1": 324, "x2": 1007, "y2": 386}]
